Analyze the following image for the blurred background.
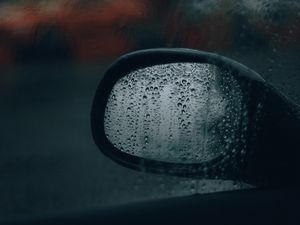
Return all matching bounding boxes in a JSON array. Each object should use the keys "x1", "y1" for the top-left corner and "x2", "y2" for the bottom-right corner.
[{"x1": 0, "y1": 0, "x2": 300, "y2": 222}]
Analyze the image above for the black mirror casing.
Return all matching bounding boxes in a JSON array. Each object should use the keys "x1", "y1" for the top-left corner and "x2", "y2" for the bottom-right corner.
[{"x1": 91, "y1": 48, "x2": 300, "y2": 187}]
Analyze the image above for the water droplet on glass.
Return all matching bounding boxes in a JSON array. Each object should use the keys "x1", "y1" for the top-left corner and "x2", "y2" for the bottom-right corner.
[{"x1": 104, "y1": 62, "x2": 248, "y2": 166}]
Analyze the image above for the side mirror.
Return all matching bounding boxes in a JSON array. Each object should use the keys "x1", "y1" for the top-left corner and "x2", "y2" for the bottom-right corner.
[{"x1": 91, "y1": 48, "x2": 300, "y2": 187}]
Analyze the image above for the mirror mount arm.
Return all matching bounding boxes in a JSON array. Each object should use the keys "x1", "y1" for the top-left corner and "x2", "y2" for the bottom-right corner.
[{"x1": 243, "y1": 90, "x2": 300, "y2": 187}]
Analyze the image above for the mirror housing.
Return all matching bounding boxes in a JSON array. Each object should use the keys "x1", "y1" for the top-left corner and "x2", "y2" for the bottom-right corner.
[{"x1": 91, "y1": 48, "x2": 300, "y2": 187}]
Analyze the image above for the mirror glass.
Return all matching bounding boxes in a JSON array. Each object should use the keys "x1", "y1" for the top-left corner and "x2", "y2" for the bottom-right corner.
[{"x1": 104, "y1": 62, "x2": 247, "y2": 163}]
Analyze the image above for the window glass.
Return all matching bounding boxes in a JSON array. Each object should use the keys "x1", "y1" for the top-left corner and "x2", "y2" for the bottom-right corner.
[{"x1": 0, "y1": 0, "x2": 299, "y2": 221}]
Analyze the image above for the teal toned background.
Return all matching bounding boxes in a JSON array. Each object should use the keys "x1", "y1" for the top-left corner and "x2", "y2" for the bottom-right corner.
[{"x1": 0, "y1": 0, "x2": 299, "y2": 221}]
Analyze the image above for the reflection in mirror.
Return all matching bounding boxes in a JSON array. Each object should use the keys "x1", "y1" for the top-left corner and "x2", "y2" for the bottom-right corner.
[{"x1": 104, "y1": 63, "x2": 247, "y2": 163}]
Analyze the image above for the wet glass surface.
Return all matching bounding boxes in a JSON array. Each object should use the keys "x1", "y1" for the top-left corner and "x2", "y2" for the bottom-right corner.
[
  {"x1": 105, "y1": 63, "x2": 244, "y2": 163},
  {"x1": 0, "y1": 0, "x2": 299, "y2": 222}
]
